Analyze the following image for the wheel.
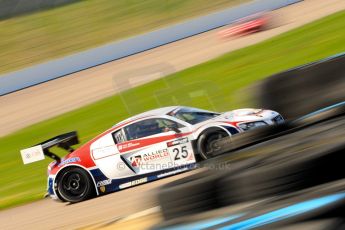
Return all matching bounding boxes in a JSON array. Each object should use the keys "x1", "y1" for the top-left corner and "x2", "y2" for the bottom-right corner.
[
  {"x1": 197, "y1": 129, "x2": 228, "y2": 160},
  {"x1": 56, "y1": 167, "x2": 95, "y2": 203}
]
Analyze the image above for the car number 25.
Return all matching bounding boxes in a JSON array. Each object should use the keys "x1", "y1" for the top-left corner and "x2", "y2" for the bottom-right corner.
[{"x1": 172, "y1": 145, "x2": 188, "y2": 160}]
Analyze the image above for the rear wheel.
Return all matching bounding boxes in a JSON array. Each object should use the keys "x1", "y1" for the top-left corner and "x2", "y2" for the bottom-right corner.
[
  {"x1": 197, "y1": 129, "x2": 228, "y2": 160},
  {"x1": 57, "y1": 167, "x2": 95, "y2": 203}
]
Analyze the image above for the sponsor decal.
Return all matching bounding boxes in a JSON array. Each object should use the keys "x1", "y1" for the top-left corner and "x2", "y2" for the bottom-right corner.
[
  {"x1": 167, "y1": 138, "x2": 189, "y2": 147},
  {"x1": 96, "y1": 179, "x2": 112, "y2": 187},
  {"x1": 187, "y1": 152, "x2": 195, "y2": 161},
  {"x1": 119, "y1": 178, "x2": 148, "y2": 189},
  {"x1": 58, "y1": 157, "x2": 80, "y2": 167},
  {"x1": 100, "y1": 186, "x2": 106, "y2": 193},
  {"x1": 92, "y1": 145, "x2": 117, "y2": 160},
  {"x1": 225, "y1": 113, "x2": 235, "y2": 120},
  {"x1": 254, "y1": 109, "x2": 264, "y2": 117},
  {"x1": 143, "y1": 149, "x2": 169, "y2": 161},
  {"x1": 130, "y1": 155, "x2": 143, "y2": 167},
  {"x1": 130, "y1": 149, "x2": 170, "y2": 167},
  {"x1": 20, "y1": 145, "x2": 45, "y2": 164},
  {"x1": 118, "y1": 142, "x2": 140, "y2": 151},
  {"x1": 157, "y1": 168, "x2": 190, "y2": 178},
  {"x1": 131, "y1": 177, "x2": 148, "y2": 186}
]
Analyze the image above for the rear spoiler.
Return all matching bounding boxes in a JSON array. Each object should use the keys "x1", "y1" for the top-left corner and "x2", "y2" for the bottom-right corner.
[{"x1": 20, "y1": 131, "x2": 79, "y2": 164}]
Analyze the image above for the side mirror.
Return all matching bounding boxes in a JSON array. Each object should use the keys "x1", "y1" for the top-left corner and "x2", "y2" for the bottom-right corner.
[{"x1": 169, "y1": 126, "x2": 181, "y2": 133}]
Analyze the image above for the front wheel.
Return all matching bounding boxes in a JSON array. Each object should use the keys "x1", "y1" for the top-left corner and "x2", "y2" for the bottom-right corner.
[
  {"x1": 57, "y1": 167, "x2": 95, "y2": 203},
  {"x1": 197, "y1": 129, "x2": 228, "y2": 160}
]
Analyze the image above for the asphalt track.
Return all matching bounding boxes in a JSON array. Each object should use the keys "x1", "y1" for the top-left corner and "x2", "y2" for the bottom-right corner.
[
  {"x1": 1, "y1": 0, "x2": 344, "y2": 137},
  {"x1": 0, "y1": 170, "x2": 197, "y2": 230},
  {"x1": 1, "y1": 1, "x2": 345, "y2": 229}
]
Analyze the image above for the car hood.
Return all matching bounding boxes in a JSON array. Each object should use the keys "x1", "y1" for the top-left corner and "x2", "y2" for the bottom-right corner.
[{"x1": 218, "y1": 108, "x2": 277, "y2": 123}]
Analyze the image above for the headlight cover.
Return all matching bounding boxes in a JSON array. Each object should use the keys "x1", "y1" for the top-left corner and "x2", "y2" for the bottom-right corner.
[{"x1": 238, "y1": 121, "x2": 267, "y2": 131}]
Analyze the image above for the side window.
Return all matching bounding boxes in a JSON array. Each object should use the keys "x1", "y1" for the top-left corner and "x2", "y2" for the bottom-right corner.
[
  {"x1": 124, "y1": 118, "x2": 184, "y2": 141},
  {"x1": 158, "y1": 118, "x2": 184, "y2": 129},
  {"x1": 112, "y1": 129, "x2": 126, "y2": 144}
]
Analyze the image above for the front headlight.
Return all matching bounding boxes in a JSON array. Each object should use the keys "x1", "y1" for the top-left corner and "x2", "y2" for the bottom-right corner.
[{"x1": 238, "y1": 121, "x2": 267, "y2": 131}]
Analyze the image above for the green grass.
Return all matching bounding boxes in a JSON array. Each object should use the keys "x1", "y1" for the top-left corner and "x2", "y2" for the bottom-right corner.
[
  {"x1": 0, "y1": 10, "x2": 344, "y2": 210},
  {"x1": 0, "y1": 0, "x2": 246, "y2": 75}
]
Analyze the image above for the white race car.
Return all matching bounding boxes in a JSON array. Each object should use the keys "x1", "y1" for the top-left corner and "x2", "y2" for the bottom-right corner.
[{"x1": 20, "y1": 106, "x2": 283, "y2": 203}]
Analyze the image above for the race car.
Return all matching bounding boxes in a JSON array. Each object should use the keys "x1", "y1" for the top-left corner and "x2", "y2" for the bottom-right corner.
[
  {"x1": 218, "y1": 12, "x2": 270, "y2": 38},
  {"x1": 20, "y1": 106, "x2": 283, "y2": 203}
]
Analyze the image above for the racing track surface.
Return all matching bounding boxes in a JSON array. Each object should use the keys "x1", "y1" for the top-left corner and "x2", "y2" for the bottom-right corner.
[
  {"x1": 0, "y1": 170, "x2": 198, "y2": 230},
  {"x1": 1, "y1": 0, "x2": 345, "y2": 137},
  {"x1": 1, "y1": 1, "x2": 345, "y2": 229}
]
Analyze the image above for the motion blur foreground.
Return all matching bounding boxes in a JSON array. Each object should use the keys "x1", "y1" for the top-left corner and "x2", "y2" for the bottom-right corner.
[{"x1": 154, "y1": 53, "x2": 345, "y2": 229}]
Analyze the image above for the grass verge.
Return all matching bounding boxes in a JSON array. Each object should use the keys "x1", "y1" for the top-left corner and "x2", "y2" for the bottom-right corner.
[{"x1": 0, "y1": 10, "x2": 344, "y2": 210}]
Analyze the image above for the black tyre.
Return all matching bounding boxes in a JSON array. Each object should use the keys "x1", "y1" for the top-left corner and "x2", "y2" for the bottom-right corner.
[
  {"x1": 157, "y1": 157, "x2": 260, "y2": 221},
  {"x1": 218, "y1": 142, "x2": 345, "y2": 206},
  {"x1": 57, "y1": 167, "x2": 95, "y2": 203},
  {"x1": 197, "y1": 129, "x2": 228, "y2": 160},
  {"x1": 157, "y1": 170, "x2": 220, "y2": 220}
]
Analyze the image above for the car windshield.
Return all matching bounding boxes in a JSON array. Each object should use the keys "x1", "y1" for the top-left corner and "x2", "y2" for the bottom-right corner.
[{"x1": 169, "y1": 108, "x2": 220, "y2": 125}]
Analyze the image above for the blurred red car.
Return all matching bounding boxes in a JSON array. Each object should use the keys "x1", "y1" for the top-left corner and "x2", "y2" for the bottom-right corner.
[{"x1": 219, "y1": 12, "x2": 270, "y2": 38}]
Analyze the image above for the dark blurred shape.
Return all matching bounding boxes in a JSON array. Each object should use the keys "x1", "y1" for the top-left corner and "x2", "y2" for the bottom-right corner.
[
  {"x1": 154, "y1": 114, "x2": 345, "y2": 229},
  {"x1": 157, "y1": 171, "x2": 220, "y2": 220},
  {"x1": 0, "y1": 0, "x2": 79, "y2": 20},
  {"x1": 156, "y1": 180, "x2": 345, "y2": 229},
  {"x1": 258, "y1": 53, "x2": 345, "y2": 120}
]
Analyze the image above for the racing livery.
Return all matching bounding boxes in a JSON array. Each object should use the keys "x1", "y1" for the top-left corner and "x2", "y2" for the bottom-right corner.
[{"x1": 20, "y1": 106, "x2": 283, "y2": 203}]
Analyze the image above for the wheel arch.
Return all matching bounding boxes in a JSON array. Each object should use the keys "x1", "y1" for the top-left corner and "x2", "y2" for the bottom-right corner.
[
  {"x1": 194, "y1": 126, "x2": 230, "y2": 160},
  {"x1": 53, "y1": 164, "x2": 99, "y2": 201},
  {"x1": 196, "y1": 125, "x2": 232, "y2": 138}
]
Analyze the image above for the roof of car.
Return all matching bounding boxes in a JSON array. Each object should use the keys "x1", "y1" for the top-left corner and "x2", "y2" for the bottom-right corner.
[{"x1": 114, "y1": 106, "x2": 180, "y2": 127}]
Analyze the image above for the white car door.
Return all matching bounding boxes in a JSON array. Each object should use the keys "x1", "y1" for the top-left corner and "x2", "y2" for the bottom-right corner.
[{"x1": 116, "y1": 117, "x2": 196, "y2": 175}]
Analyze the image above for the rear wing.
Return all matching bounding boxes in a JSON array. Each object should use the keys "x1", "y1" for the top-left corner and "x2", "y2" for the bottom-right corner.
[{"x1": 20, "y1": 131, "x2": 79, "y2": 164}]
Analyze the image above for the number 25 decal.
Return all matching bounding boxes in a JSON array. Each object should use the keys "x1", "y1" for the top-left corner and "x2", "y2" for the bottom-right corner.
[{"x1": 173, "y1": 146, "x2": 188, "y2": 160}]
